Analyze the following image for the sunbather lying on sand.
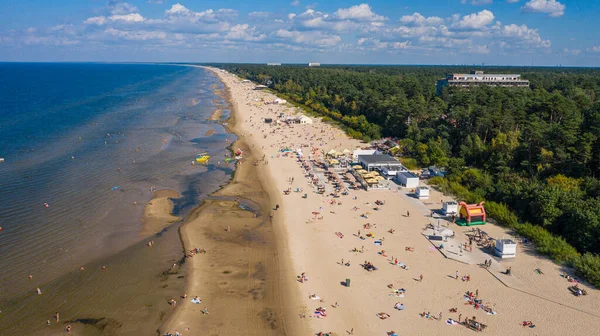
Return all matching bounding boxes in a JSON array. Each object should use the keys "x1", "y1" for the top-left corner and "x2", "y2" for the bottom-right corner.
[{"x1": 377, "y1": 312, "x2": 391, "y2": 319}]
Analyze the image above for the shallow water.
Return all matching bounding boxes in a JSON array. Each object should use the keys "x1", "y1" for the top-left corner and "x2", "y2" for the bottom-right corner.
[{"x1": 0, "y1": 63, "x2": 237, "y2": 333}]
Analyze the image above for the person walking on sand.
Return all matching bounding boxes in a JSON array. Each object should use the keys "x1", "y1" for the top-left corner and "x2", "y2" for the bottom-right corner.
[
  {"x1": 456, "y1": 271, "x2": 459, "y2": 280},
  {"x1": 407, "y1": 210, "x2": 410, "y2": 217},
  {"x1": 55, "y1": 312, "x2": 59, "y2": 322}
]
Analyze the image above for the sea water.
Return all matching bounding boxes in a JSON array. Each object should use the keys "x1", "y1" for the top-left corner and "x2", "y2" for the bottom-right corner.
[{"x1": 0, "y1": 63, "x2": 235, "y2": 334}]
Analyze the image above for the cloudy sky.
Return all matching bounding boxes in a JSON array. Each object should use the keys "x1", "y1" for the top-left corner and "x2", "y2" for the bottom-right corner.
[{"x1": 0, "y1": 0, "x2": 598, "y2": 66}]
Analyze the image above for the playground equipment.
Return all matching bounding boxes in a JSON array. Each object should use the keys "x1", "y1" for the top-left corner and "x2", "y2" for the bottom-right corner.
[{"x1": 456, "y1": 201, "x2": 486, "y2": 226}]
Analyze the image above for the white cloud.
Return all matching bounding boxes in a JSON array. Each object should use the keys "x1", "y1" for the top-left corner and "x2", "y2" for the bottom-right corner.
[
  {"x1": 165, "y1": 3, "x2": 189, "y2": 16},
  {"x1": 109, "y1": 13, "x2": 145, "y2": 23},
  {"x1": 84, "y1": 16, "x2": 108, "y2": 25},
  {"x1": 452, "y1": 10, "x2": 495, "y2": 29},
  {"x1": 500, "y1": 23, "x2": 550, "y2": 47},
  {"x1": 563, "y1": 48, "x2": 581, "y2": 55},
  {"x1": 288, "y1": 13, "x2": 296, "y2": 20},
  {"x1": 522, "y1": 0, "x2": 565, "y2": 17},
  {"x1": 399, "y1": 13, "x2": 444, "y2": 26},
  {"x1": 104, "y1": 27, "x2": 167, "y2": 40},
  {"x1": 110, "y1": 2, "x2": 139, "y2": 15},
  {"x1": 357, "y1": 37, "x2": 409, "y2": 50},
  {"x1": 589, "y1": 46, "x2": 600, "y2": 52},
  {"x1": 25, "y1": 27, "x2": 37, "y2": 34},
  {"x1": 461, "y1": 0, "x2": 493, "y2": 5},
  {"x1": 507, "y1": 0, "x2": 520, "y2": 3},
  {"x1": 290, "y1": 0, "x2": 300, "y2": 6},
  {"x1": 248, "y1": 12, "x2": 271, "y2": 19},
  {"x1": 147, "y1": 0, "x2": 164, "y2": 4},
  {"x1": 163, "y1": 4, "x2": 237, "y2": 25},
  {"x1": 333, "y1": 4, "x2": 386, "y2": 22},
  {"x1": 274, "y1": 29, "x2": 341, "y2": 47},
  {"x1": 225, "y1": 24, "x2": 266, "y2": 41},
  {"x1": 468, "y1": 44, "x2": 490, "y2": 54}
]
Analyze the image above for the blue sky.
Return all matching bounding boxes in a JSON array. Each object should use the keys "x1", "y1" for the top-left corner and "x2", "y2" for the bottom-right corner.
[{"x1": 0, "y1": 0, "x2": 599, "y2": 66}]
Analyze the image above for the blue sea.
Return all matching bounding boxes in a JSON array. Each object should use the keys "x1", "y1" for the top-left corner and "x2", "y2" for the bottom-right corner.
[{"x1": 0, "y1": 63, "x2": 235, "y2": 333}]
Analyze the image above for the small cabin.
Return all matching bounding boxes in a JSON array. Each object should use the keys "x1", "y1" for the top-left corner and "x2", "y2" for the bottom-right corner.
[
  {"x1": 395, "y1": 171, "x2": 419, "y2": 188},
  {"x1": 264, "y1": 118, "x2": 273, "y2": 123},
  {"x1": 494, "y1": 239, "x2": 517, "y2": 259},
  {"x1": 416, "y1": 186, "x2": 430, "y2": 199},
  {"x1": 442, "y1": 201, "x2": 458, "y2": 215}
]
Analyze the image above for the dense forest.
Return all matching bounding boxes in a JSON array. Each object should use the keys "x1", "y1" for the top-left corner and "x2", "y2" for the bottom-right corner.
[{"x1": 210, "y1": 63, "x2": 600, "y2": 286}]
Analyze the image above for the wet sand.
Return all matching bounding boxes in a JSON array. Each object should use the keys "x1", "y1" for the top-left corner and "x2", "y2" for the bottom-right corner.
[
  {"x1": 142, "y1": 190, "x2": 181, "y2": 236},
  {"x1": 208, "y1": 108, "x2": 223, "y2": 121},
  {"x1": 162, "y1": 68, "x2": 305, "y2": 336}
]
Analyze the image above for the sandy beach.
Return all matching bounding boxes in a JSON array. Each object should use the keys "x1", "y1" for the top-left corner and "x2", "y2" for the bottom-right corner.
[
  {"x1": 162, "y1": 66, "x2": 600, "y2": 336},
  {"x1": 142, "y1": 190, "x2": 181, "y2": 236}
]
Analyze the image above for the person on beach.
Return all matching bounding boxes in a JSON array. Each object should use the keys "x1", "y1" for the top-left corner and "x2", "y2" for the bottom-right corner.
[
  {"x1": 456, "y1": 271, "x2": 459, "y2": 280},
  {"x1": 65, "y1": 325, "x2": 72, "y2": 333},
  {"x1": 36, "y1": 287, "x2": 42, "y2": 295},
  {"x1": 55, "y1": 312, "x2": 59, "y2": 322},
  {"x1": 419, "y1": 274, "x2": 423, "y2": 282}
]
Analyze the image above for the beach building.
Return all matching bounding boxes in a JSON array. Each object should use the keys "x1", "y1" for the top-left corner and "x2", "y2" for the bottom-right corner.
[
  {"x1": 442, "y1": 201, "x2": 459, "y2": 215},
  {"x1": 273, "y1": 98, "x2": 287, "y2": 104},
  {"x1": 352, "y1": 149, "x2": 377, "y2": 162},
  {"x1": 395, "y1": 171, "x2": 419, "y2": 188},
  {"x1": 267, "y1": 63, "x2": 281, "y2": 66},
  {"x1": 494, "y1": 239, "x2": 517, "y2": 259},
  {"x1": 254, "y1": 85, "x2": 268, "y2": 90},
  {"x1": 241, "y1": 79, "x2": 251, "y2": 83},
  {"x1": 416, "y1": 186, "x2": 430, "y2": 199},
  {"x1": 297, "y1": 115, "x2": 312, "y2": 124},
  {"x1": 308, "y1": 63, "x2": 321, "y2": 67},
  {"x1": 436, "y1": 70, "x2": 530, "y2": 94},
  {"x1": 357, "y1": 154, "x2": 404, "y2": 172}
]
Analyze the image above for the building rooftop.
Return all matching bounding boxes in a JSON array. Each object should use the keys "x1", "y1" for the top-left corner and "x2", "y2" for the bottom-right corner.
[{"x1": 358, "y1": 154, "x2": 402, "y2": 165}]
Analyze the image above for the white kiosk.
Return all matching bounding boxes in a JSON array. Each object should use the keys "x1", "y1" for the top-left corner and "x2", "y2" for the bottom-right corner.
[
  {"x1": 442, "y1": 201, "x2": 458, "y2": 215},
  {"x1": 494, "y1": 239, "x2": 517, "y2": 259},
  {"x1": 416, "y1": 186, "x2": 430, "y2": 199}
]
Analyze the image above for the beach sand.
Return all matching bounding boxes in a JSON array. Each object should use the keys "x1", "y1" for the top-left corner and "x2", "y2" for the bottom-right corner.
[
  {"x1": 161, "y1": 74, "x2": 304, "y2": 336},
  {"x1": 209, "y1": 108, "x2": 223, "y2": 121},
  {"x1": 142, "y1": 189, "x2": 181, "y2": 236},
  {"x1": 163, "y1": 66, "x2": 600, "y2": 336}
]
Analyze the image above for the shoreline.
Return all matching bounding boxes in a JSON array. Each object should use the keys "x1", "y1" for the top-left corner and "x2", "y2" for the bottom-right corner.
[{"x1": 161, "y1": 66, "x2": 302, "y2": 335}]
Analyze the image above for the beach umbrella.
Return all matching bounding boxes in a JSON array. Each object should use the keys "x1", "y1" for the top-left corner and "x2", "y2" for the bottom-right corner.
[
  {"x1": 343, "y1": 149, "x2": 352, "y2": 155},
  {"x1": 352, "y1": 165, "x2": 362, "y2": 169},
  {"x1": 327, "y1": 149, "x2": 337, "y2": 156},
  {"x1": 375, "y1": 176, "x2": 386, "y2": 181}
]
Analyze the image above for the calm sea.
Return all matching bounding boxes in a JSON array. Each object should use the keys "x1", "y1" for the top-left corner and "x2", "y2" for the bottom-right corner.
[{"x1": 0, "y1": 63, "x2": 235, "y2": 334}]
